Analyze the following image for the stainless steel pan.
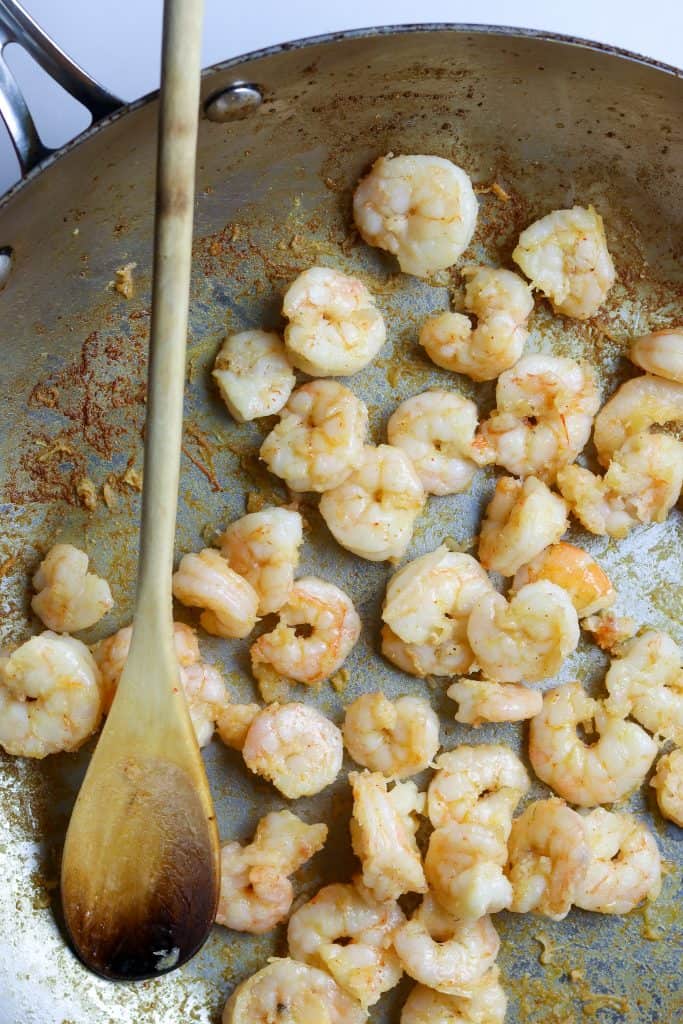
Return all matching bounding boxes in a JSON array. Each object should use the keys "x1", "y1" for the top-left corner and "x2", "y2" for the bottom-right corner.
[{"x1": 0, "y1": 9, "x2": 681, "y2": 1022}]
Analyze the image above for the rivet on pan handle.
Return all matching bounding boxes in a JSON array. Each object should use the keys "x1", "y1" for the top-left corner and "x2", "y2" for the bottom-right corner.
[
  {"x1": 204, "y1": 82, "x2": 263, "y2": 122},
  {"x1": 0, "y1": 0, "x2": 123, "y2": 176}
]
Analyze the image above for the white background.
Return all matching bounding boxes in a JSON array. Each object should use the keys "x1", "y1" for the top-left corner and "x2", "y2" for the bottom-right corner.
[{"x1": 0, "y1": 0, "x2": 681, "y2": 195}]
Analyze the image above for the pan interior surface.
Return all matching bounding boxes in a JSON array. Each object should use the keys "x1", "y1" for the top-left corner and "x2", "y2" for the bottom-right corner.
[{"x1": 0, "y1": 26, "x2": 681, "y2": 1024}]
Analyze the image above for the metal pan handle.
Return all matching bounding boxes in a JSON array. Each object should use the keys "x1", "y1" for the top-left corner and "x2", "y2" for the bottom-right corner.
[{"x1": 0, "y1": 0, "x2": 123, "y2": 175}]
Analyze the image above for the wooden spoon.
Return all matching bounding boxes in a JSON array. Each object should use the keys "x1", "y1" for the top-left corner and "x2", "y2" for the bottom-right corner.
[{"x1": 60, "y1": 0, "x2": 218, "y2": 981}]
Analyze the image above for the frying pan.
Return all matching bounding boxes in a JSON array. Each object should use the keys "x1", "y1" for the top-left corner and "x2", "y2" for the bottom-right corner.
[{"x1": 0, "y1": 6, "x2": 681, "y2": 1022}]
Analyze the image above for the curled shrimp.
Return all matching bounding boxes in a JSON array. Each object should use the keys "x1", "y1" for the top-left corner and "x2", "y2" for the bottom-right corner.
[
  {"x1": 219, "y1": 507, "x2": 303, "y2": 615},
  {"x1": 0, "y1": 632, "x2": 102, "y2": 758},
  {"x1": 529, "y1": 680, "x2": 658, "y2": 806},
  {"x1": 241, "y1": 701, "x2": 343, "y2": 799},
  {"x1": 630, "y1": 328, "x2": 683, "y2": 384},
  {"x1": 387, "y1": 389, "x2": 480, "y2": 495},
  {"x1": 282, "y1": 266, "x2": 386, "y2": 376},
  {"x1": 216, "y1": 810, "x2": 327, "y2": 934},
  {"x1": 447, "y1": 678, "x2": 543, "y2": 726},
  {"x1": 592, "y1": 373, "x2": 683, "y2": 465},
  {"x1": 574, "y1": 808, "x2": 661, "y2": 914},
  {"x1": 223, "y1": 957, "x2": 368, "y2": 1024},
  {"x1": 212, "y1": 329, "x2": 295, "y2": 422},
  {"x1": 419, "y1": 266, "x2": 533, "y2": 381},
  {"x1": 260, "y1": 380, "x2": 368, "y2": 493},
  {"x1": 605, "y1": 630, "x2": 683, "y2": 745},
  {"x1": 349, "y1": 770, "x2": 427, "y2": 901},
  {"x1": 400, "y1": 970, "x2": 507, "y2": 1024},
  {"x1": 342, "y1": 692, "x2": 440, "y2": 779},
  {"x1": 467, "y1": 581, "x2": 579, "y2": 684},
  {"x1": 319, "y1": 444, "x2": 425, "y2": 561},
  {"x1": 511, "y1": 541, "x2": 615, "y2": 618},
  {"x1": 393, "y1": 894, "x2": 499, "y2": 996},
  {"x1": 172, "y1": 548, "x2": 259, "y2": 639},
  {"x1": 512, "y1": 205, "x2": 615, "y2": 319},
  {"x1": 287, "y1": 878, "x2": 405, "y2": 1007},
  {"x1": 478, "y1": 476, "x2": 568, "y2": 577},
  {"x1": 250, "y1": 576, "x2": 360, "y2": 691},
  {"x1": 650, "y1": 748, "x2": 683, "y2": 828},
  {"x1": 425, "y1": 822, "x2": 512, "y2": 920},
  {"x1": 506, "y1": 797, "x2": 590, "y2": 920},
  {"x1": 353, "y1": 153, "x2": 478, "y2": 278},
  {"x1": 31, "y1": 543, "x2": 113, "y2": 633},
  {"x1": 382, "y1": 624, "x2": 480, "y2": 679}
]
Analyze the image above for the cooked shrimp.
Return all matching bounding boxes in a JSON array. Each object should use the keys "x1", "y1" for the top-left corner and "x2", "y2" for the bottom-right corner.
[
  {"x1": 512, "y1": 205, "x2": 615, "y2": 319},
  {"x1": 630, "y1": 328, "x2": 683, "y2": 384},
  {"x1": 381, "y1": 624, "x2": 480, "y2": 679},
  {"x1": 478, "y1": 476, "x2": 568, "y2": 577},
  {"x1": 427, "y1": 744, "x2": 530, "y2": 840},
  {"x1": 223, "y1": 958, "x2": 368, "y2": 1024},
  {"x1": 605, "y1": 630, "x2": 683, "y2": 745},
  {"x1": 172, "y1": 548, "x2": 259, "y2": 639},
  {"x1": 260, "y1": 380, "x2": 368, "y2": 493},
  {"x1": 0, "y1": 632, "x2": 102, "y2": 758},
  {"x1": 447, "y1": 678, "x2": 543, "y2": 726},
  {"x1": 467, "y1": 582, "x2": 579, "y2": 684},
  {"x1": 216, "y1": 810, "x2": 327, "y2": 934},
  {"x1": 31, "y1": 543, "x2": 113, "y2": 633},
  {"x1": 349, "y1": 770, "x2": 427, "y2": 901},
  {"x1": 250, "y1": 576, "x2": 360, "y2": 690},
  {"x1": 387, "y1": 390, "x2": 480, "y2": 495},
  {"x1": 343, "y1": 692, "x2": 440, "y2": 779},
  {"x1": 353, "y1": 153, "x2": 478, "y2": 277},
  {"x1": 425, "y1": 822, "x2": 512, "y2": 919},
  {"x1": 216, "y1": 701, "x2": 261, "y2": 751},
  {"x1": 506, "y1": 797, "x2": 590, "y2": 920},
  {"x1": 219, "y1": 507, "x2": 303, "y2": 615},
  {"x1": 394, "y1": 894, "x2": 499, "y2": 995},
  {"x1": 400, "y1": 970, "x2": 507, "y2": 1024},
  {"x1": 592, "y1": 373, "x2": 683, "y2": 465},
  {"x1": 319, "y1": 444, "x2": 425, "y2": 561},
  {"x1": 511, "y1": 542, "x2": 615, "y2": 618},
  {"x1": 282, "y1": 266, "x2": 386, "y2": 375},
  {"x1": 419, "y1": 266, "x2": 533, "y2": 381},
  {"x1": 650, "y1": 748, "x2": 683, "y2": 827},
  {"x1": 212, "y1": 329, "x2": 295, "y2": 422},
  {"x1": 582, "y1": 611, "x2": 637, "y2": 653},
  {"x1": 529, "y1": 681, "x2": 658, "y2": 806},
  {"x1": 287, "y1": 878, "x2": 405, "y2": 1007},
  {"x1": 574, "y1": 808, "x2": 661, "y2": 914},
  {"x1": 473, "y1": 355, "x2": 600, "y2": 481}
]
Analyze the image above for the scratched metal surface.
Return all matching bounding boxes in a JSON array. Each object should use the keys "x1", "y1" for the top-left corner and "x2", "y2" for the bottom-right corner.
[{"x1": 0, "y1": 26, "x2": 682, "y2": 1024}]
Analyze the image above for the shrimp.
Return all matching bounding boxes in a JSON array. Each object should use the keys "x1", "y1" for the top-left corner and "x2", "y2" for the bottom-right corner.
[
  {"x1": 512, "y1": 205, "x2": 615, "y2": 319},
  {"x1": 630, "y1": 328, "x2": 683, "y2": 384},
  {"x1": 425, "y1": 822, "x2": 512, "y2": 919},
  {"x1": 250, "y1": 576, "x2": 360, "y2": 690},
  {"x1": 574, "y1": 808, "x2": 661, "y2": 914},
  {"x1": 0, "y1": 632, "x2": 103, "y2": 758},
  {"x1": 604, "y1": 630, "x2": 683, "y2": 745},
  {"x1": 427, "y1": 744, "x2": 530, "y2": 840},
  {"x1": 282, "y1": 266, "x2": 386, "y2": 376},
  {"x1": 219, "y1": 507, "x2": 303, "y2": 615},
  {"x1": 447, "y1": 678, "x2": 543, "y2": 726},
  {"x1": 349, "y1": 770, "x2": 427, "y2": 901},
  {"x1": 592, "y1": 373, "x2": 683, "y2": 465},
  {"x1": 319, "y1": 444, "x2": 425, "y2": 561},
  {"x1": 342, "y1": 692, "x2": 440, "y2": 779},
  {"x1": 216, "y1": 810, "x2": 327, "y2": 934},
  {"x1": 212, "y1": 329, "x2": 295, "y2": 422},
  {"x1": 506, "y1": 797, "x2": 590, "y2": 920},
  {"x1": 223, "y1": 958, "x2": 368, "y2": 1024},
  {"x1": 528, "y1": 681, "x2": 658, "y2": 806},
  {"x1": 287, "y1": 878, "x2": 405, "y2": 1007},
  {"x1": 260, "y1": 380, "x2": 368, "y2": 493},
  {"x1": 419, "y1": 266, "x2": 533, "y2": 381},
  {"x1": 241, "y1": 701, "x2": 343, "y2": 798},
  {"x1": 393, "y1": 894, "x2": 499, "y2": 995},
  {"x1": 473, "y1": 355, "x2": 600, "y2": 482},
  {"x1": 511, "y1": 542, "x2": 615, "y2": 618},
  {"x1": 172, "y1": 548, "x2": 259, "y2": 639},
  {"x1": 582, "y1": 611, "x2": 637, "y2": 653},
  {"x1": 650, "y1": 748, "x2": 683, "y2": 828},
  {"x1": 478, "y1": 476, "x2": 568, "y2": 577},
  {"x1": 387, "y1": 390, "x2": 480, "y2": 495},
  {"x1": 31, "y1": 543, "x2": 113, "y2": 633},
  {"x1": 353, "y1": 153, "x2": 478, "y2": 278},
  {"x1": 400, "y1": 970, "x2": 507, "y2": 1024},
  {"x1": 467, "y1": 582, "x2": 579, "y2": 684},
  {"x1": 381, "y1": 624, "x2": 480, "y2": 679},
  {"x1": 216, "y1": 700, "x2": 261, "y2": 751}
]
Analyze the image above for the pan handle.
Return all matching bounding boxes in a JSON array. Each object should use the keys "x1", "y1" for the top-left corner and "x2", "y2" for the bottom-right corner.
[{"x1": 0, "y1": 0, "x2": 123, "y2": 175}]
